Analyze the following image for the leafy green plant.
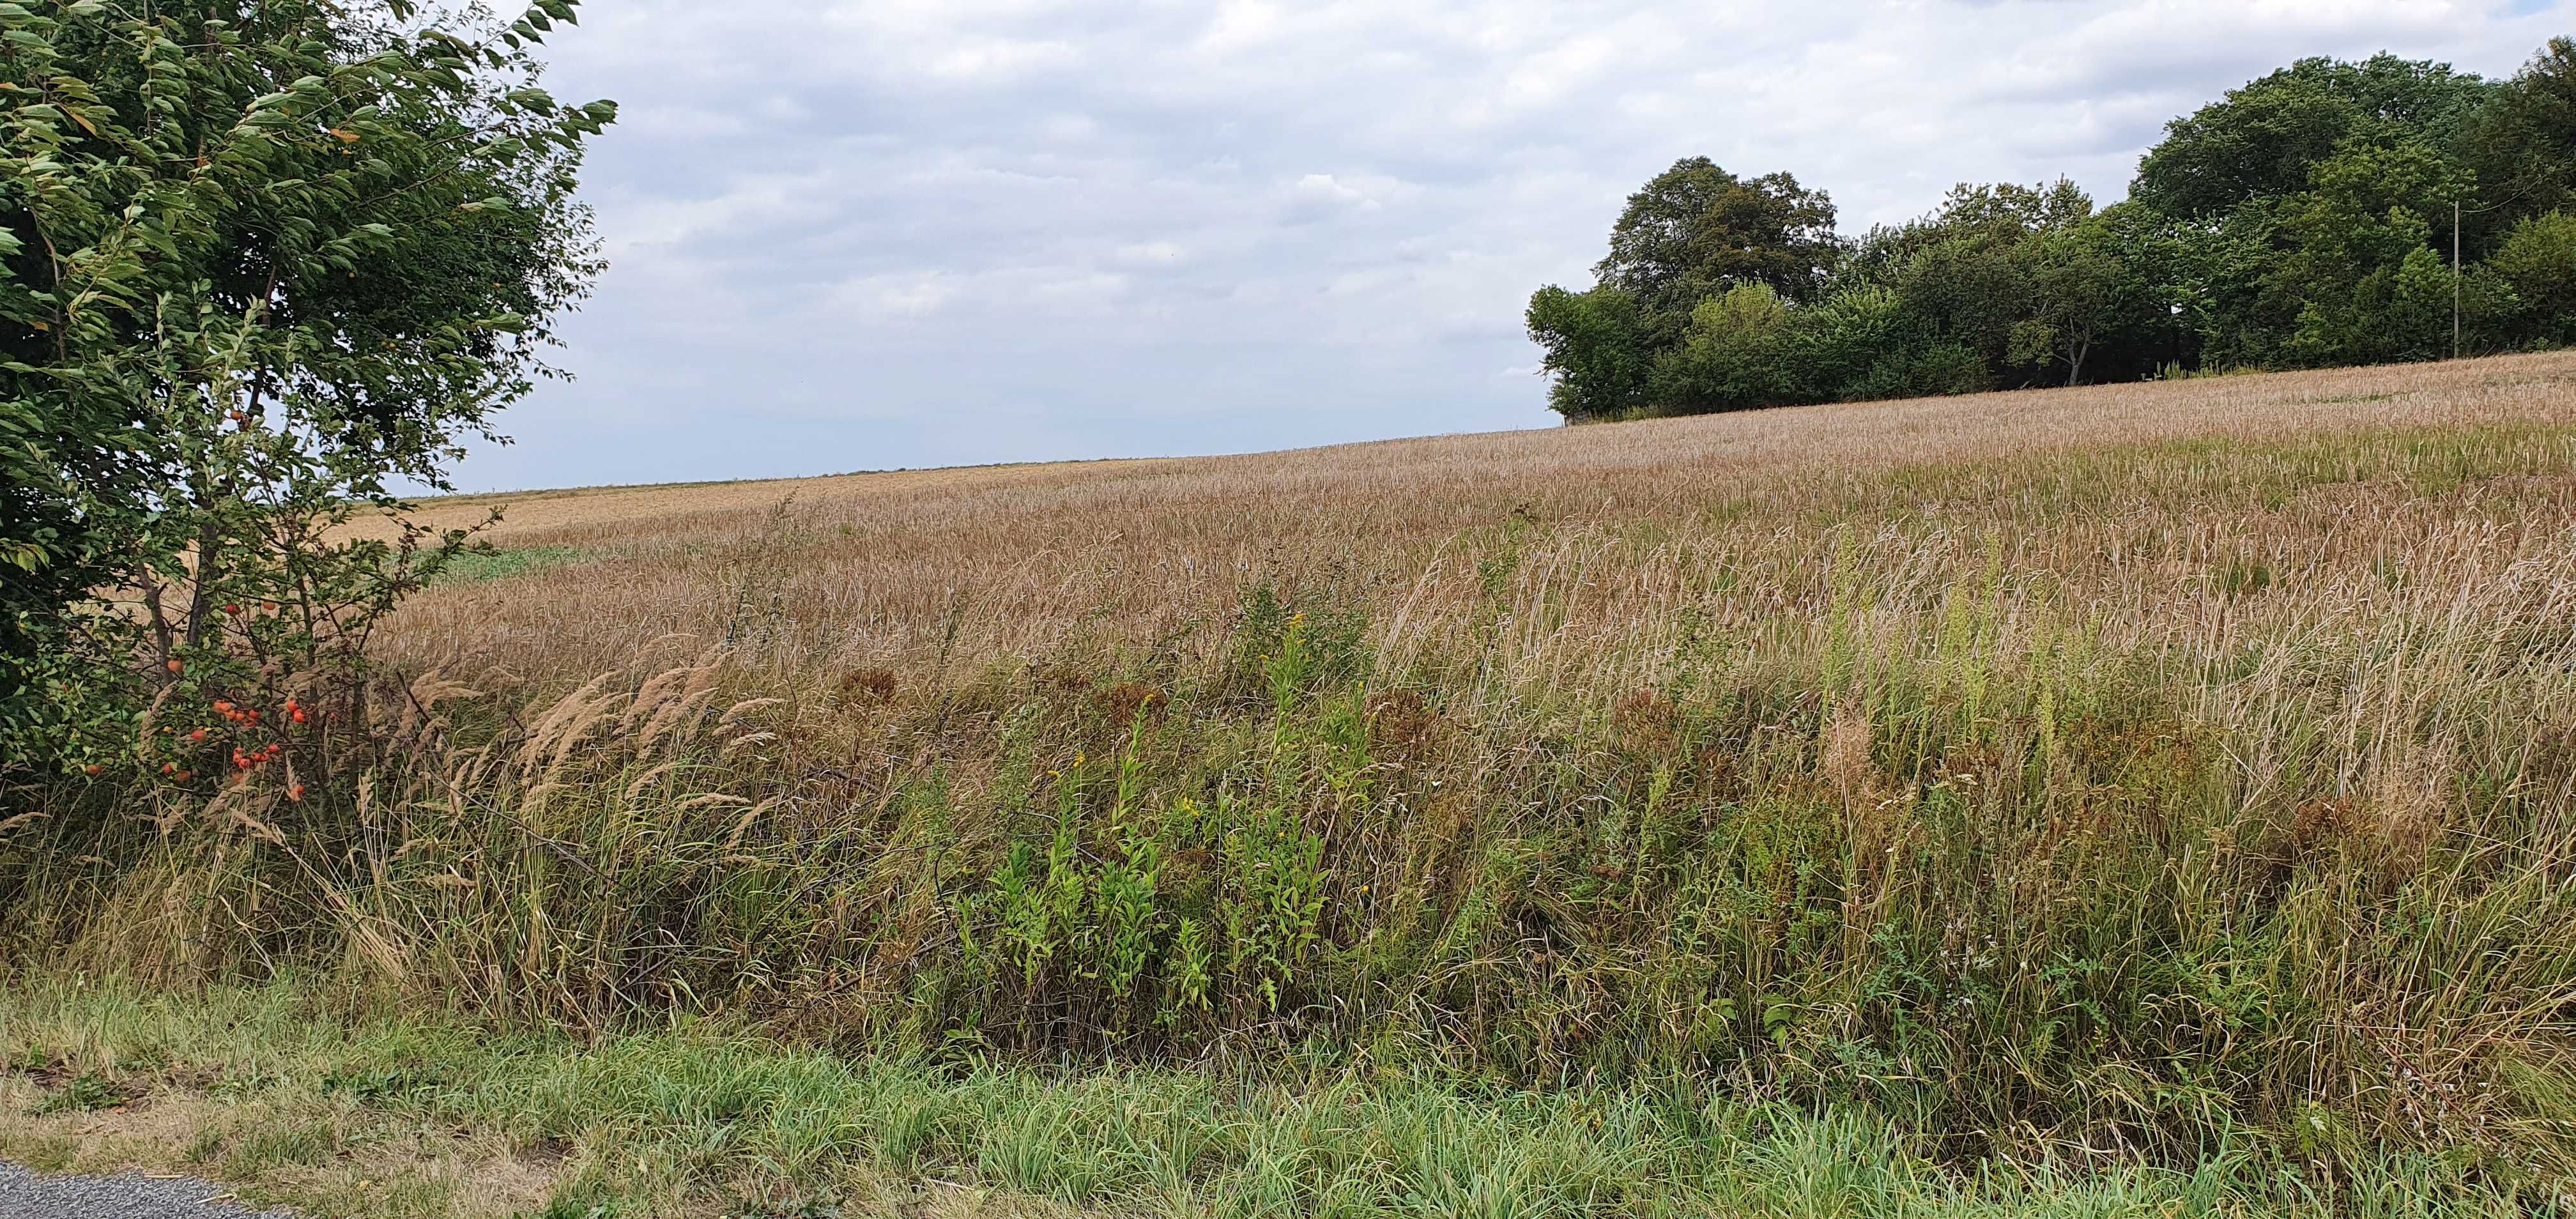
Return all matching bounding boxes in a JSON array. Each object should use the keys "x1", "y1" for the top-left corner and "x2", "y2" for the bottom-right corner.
[
  {"x1": 0, "y1": 0, "x2": 613, "y2": 787},
  {"x1": 1220, "y1": 800, "x2": 1327, "y2": 1017},
  {"x1": 27, "y1": 1069, "x2": 125, "y2": 1115}
]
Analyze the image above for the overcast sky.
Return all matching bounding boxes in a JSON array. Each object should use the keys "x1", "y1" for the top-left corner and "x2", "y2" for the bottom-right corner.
[{"x1": 447, "y1": 0, "x2": 2572, "y2": 491}]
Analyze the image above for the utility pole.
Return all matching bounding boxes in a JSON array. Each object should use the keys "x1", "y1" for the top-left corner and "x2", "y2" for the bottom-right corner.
[{"x1": 2454, "y1": 199, "x2": 2462, "y2": 361}]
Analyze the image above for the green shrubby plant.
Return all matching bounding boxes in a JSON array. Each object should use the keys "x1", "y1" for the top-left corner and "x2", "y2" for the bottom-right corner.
[{"x1": 0, "y1": 0, "x2": 611, "y2": 792}]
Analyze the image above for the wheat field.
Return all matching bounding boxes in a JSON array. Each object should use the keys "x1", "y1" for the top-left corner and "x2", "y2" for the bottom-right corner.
[
  {"x1": 375, "y1": 352, "x2": 2576, "y2": 689},
  {"x1": 19, "y1": 352, "x2": 2576, "y2": 1211}
]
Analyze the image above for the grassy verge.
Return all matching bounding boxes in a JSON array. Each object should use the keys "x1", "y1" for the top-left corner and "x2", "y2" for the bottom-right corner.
[{"x1": 0, "y1": 975, "x2": 2542, "y2": 1219}]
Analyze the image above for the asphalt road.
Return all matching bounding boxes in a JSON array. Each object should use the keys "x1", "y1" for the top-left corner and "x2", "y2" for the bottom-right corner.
[{"x1": 0, "y1": 1163, "x2": 293, "y2": 1219}]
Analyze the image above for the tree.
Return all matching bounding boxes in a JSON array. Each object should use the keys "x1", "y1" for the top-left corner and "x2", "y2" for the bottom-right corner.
[
  {"x1": 1595, "y1": 157, "x2": 1839, "y2": 325},
  {"x1": 1847, "y1": 180, "x2": 2110, "y2": 389},
  {"x1": 1526, "y1": 285, "x2": 1654, "y2": 421},
  {"x1": 2485, "y1": 211, "x2": 2576, "y2": 344},
  {"x1": 2271, "y1": 138, "x2": 2471, "y2": 365},
  {"x1": 2135, "y1": 54, "x2": 2496, "y2": 218},
  {"x1": 1520, "y1": 41, "x2": 2576, "y2": 421},
  {"x1": 2010, "y1": 217, "x2": 2152, "y2": 387},
  {"x1": 2464, "y1": 38, "x2": 2576, "y2": 232},
  {"x1": 2289, "y1": 246, "x2": 2459, "y2": 365},
  {"x1": 1791, "y1": 285, "x2": 1903, "y2": 401},
  {"x1": 1922, "y1": 180, "x2": 2094, "y2": 243},
  {"x1": 0, "y1": 0, "x2": 614, "y2": 784},
  {"x1": 1653, "y1": 283, "x2": 1807, "y2": 414}
]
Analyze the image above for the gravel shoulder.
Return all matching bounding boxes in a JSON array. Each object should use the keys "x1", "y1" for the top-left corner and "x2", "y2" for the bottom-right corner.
[{"x1": 0, "y1": 1163, "x2": 293, "y2": 1219}]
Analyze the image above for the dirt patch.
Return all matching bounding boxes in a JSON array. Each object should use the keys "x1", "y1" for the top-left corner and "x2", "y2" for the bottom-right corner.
[{"x1": 0, "y1": 1077, "x2": 556, "y2": 1219}]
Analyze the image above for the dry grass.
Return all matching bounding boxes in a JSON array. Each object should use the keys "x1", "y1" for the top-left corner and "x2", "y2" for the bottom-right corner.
[
  {"x1": 351, "y1": 456, "x2": 1182, "y2": 547},
  {"x1": 0, "y1": 1077, "x2": 559, "y2": 1219},
  {"x1": 16, "y1": 351, "x2": 2576, "y2": 1202},
  {"x1": 370, "y1": 352, "x2": 2576, "y2": 693}
]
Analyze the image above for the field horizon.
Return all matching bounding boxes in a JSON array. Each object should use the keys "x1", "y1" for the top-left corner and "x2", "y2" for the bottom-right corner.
[{"x1": 381, "y1": 354, "x2": 2559, "y2": 541}]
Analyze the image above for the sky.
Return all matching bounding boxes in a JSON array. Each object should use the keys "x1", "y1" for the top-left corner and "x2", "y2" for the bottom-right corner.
[{"x1": 445, "y1": 0, "x2": 2575, "y2": 492}]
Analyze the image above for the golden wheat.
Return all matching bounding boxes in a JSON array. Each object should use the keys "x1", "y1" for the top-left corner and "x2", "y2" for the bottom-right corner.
[{"x1": 370, "y1": 353, "x2": 2576, "y2": 710}]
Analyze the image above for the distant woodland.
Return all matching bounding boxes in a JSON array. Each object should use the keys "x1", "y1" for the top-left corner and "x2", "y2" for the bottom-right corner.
[{"x1": 1529, "y1": 40, "x2": 2576, "y2": 419}]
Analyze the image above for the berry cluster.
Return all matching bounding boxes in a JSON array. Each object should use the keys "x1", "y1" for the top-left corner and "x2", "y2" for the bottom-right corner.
[{"x1": 139, "y1": 690, "x2": 320, "y2": 801}]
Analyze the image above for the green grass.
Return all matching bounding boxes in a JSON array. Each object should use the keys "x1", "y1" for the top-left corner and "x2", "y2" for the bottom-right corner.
[
  {"x1": 431, "y1": 545, "x2": 593, "y2": 586},
  {"x1": 0, "y1": 976, "x2": 2545, "y2": 1218}
]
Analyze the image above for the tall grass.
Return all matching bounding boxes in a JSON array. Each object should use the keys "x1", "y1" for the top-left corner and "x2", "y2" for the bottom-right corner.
[{"x1": 9, "y1": 355, "x2": 2576, "y2": 1198}]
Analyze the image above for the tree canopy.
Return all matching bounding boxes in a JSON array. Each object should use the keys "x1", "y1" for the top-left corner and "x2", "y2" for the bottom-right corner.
[
  {"x1": 0, "y1": 0, "x2": 613, "y2": 779},
  {"x1": 1596, "y1": 157, "x2": 1841, "y2": 319},
  {"x1": 1529, "y1": 40, "x2": 2576, "y2": 422}
]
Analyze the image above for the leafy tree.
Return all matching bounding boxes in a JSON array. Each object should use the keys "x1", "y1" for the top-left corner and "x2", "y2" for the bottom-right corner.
[
  {"x1": 2010, "y1": 216, "x2": 2152, "y2": 386},
  {"x1": 2135, "y1": 54, "x2": 2496, "y2": 218},
  {"x1": 1526, "y1": 285, "x2": 1654, "y2": 421},
  {"x1": 1653, "y1": 283, "x2": 1806, "y2": 413},
  {"x1": 0, "y1": 0, "x2": 614, "y2": 785},
  {"x1": 2488, "y1": 211, "x2": 2576, "y2": 343},
  {"x1": 2135, "y1": 85, "x2": 2361, "y2": 219},
  {"x1": 1887, "y1": 237, "x2": 2026, "y2": 377},
  {"x1": 1595, "y1": 157, "x2": 1839, "y2": 325},
  {"x1": 1794, "y1": 285, "x2": 1906, "y2": 401},
  {"x1": 2464, "y1": 38, "x2": 2576, "y2": 233},
  {"x1": 2272, "y1": 139, "x2": 2471, "y2": 365},
  {"x1": 1846, "y1": 180, "x2": 2110, "y2": 389},
  {"x1": 2288, "y1": 247, "x2": 2460, "y2": 366},
  {"x1": 1920, "y1": 180, "x2": 2094, "y2": 245}
]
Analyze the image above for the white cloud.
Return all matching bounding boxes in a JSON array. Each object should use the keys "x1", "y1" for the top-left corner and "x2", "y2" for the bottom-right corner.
[
  {"x1": 1289, "y1": 172, "x2": 1383, "y2": 217},
  {"x1": 830, "y1": 272, "x2": 960, "y2": 319},
  {"x1": 1117, "y1": 240, "x2": 1188, "y2": 265},
  {"x1": 929, "y1": 38, "x2": 1082, "y2": 81}
]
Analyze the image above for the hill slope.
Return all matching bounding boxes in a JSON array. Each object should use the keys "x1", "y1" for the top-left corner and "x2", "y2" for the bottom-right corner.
[{"x1": 13, "y1": 351, "x2": 2576, "y2": 1216}]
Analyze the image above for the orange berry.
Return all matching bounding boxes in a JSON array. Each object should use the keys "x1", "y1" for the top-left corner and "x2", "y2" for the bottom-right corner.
[
  {"x1": 288, "y1": 785, "x2": 305, "y2": 802},
  {"x1": 190, "y1": 728, "x2": 207, "y2": 741},
  {"x1": 165, "y1": 659, "x2": 183, "y2": 673},
  {"x1": 83, "y1": 764, "x2": 102, "y2": 776}
]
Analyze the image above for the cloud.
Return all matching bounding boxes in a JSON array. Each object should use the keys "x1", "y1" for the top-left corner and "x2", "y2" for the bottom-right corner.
[
  {"x1": 1117, "y1": 240, "x2": 1188, "y2": 266},
  {"x1": 443, "y1": 0, "x2": 2573, "y2": 489},
  {"x1": 1286, "y1": 172, "x2": 1386, "y2": 222},
  {"x1": 829, "y1": 272, "x2": 960, "y2": 320}
]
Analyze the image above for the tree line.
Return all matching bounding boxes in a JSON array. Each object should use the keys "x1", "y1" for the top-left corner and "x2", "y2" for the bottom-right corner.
[{"x1": 1528, "y1": 40, "x2": 2576, "y2": 420}]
